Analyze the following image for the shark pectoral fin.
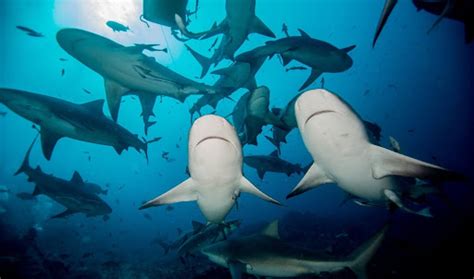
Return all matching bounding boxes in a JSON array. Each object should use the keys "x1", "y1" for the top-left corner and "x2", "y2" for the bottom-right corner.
[
  {"x1": 280, "y1": 53, "x2": 292, "y2": 66},
  {"x1": 369, "y1": 145, "x2": 463, "y2": 181},
  {"x1": 239, "y1": 176, "x2": 281, "y2": 206},
  {"x1": 348, "y1": 225, "x2": 388, "y2": 279},
  {"x1": 372, "y1": 0, "x2": 398, "y2": 48},
  {"x1": 81, "y1": 99, "x2": 105, "y2": 114},
  {"x1": 287, "y1": 163, "x2": 333, "y2": 199},
  {"x1": 257, "y1": 168, "x2": 265, "y2": 180},
  {"x1": 228, "y1": 260, "x2": 247, "y2": 279},
  {"x1": 250, "y1": 16, "x2": 276, "y2": 38},
  {"x1": 260, "y1": 220, "x2": 280, "y2": 239},
  {"x1": 104, "y1": 78, "x2": 129, "y2": 121},
  {"x1": 50, "y1": 209, "x2": 77, "y2": 219},
  {"x1": 70, "y1": 171, "x2": 84, "y2": 184},
  {"x1": 427, "y1": 0, "x2": 454, "y2": 34},
  {"x1": 40, "y1": 129, "x2": 62, "y2": 160},
  {"x1": 138, "y1": 93, "x2": 157, "y2": 135},
  {"x1": 299, "y1": 68, "x2": 322, "y2": 91},
  {"x1": 139, "y1": 178, "x2": 197, "y2": 209},
  {"x1": 384, "y1": 189, "x2": 432, "y2": 218}
]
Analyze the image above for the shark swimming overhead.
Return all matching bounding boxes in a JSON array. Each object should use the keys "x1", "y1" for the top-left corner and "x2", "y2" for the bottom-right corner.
[
  {"x1": 0, "y1": 88, "x2": 151, "y2": 160},
  {"x1": 287, "y1": 89, "x2": 463, "y2": 217},
  {"x1": 201, "y1": 220, "x2": 388, "y2": 279},
  {"x1": 176, "y1": 0, "x2": 276, "y2": 77},
  {"x1": 140, "y1": 114, "x2": 281, "y2": 223},
  {"x1": 244, "y1": 150, "x2": 307, "y2": 180},
  {"x1": 236, "y1": 30, "x2": 355, "y2": 91},
  {"x1": 56, "y1": 28, "x2": 218, "y2": 134},
  {"x1": 15, "y1": 136, "x2": 112, "y2": 219}
]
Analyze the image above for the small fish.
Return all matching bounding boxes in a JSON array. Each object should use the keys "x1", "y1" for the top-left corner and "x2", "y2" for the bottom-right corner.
[
  {"x1": 0, "y1": 111, "x2": 7, "y2": 117},
  {"x1": 165, "y1": 205, "x2": 174, "y2": 211},
  {"x1": 285, "y1": 66, "x2": 307, "y2": 72},
  {"x1": 118, "y1": 184, "x2": 125, "y2": 190},
  {"x1": 162, "y1": 151, "x2": 170, "y2": 160},
  {"x1": 16, "y1": 25, "x2": 44, "y2": 37},
  {"x1": 59, "y1": 58, "x2": 68, "y2": 62},
  {"x1": 389, "y1": 136, "x2": 401, "y2": 153},
  {"x1": 407, "y1": 129, "x2": 415, "y2": 133},
  {"x1": 208, "y1": 37, "x2": 219, "y2": 52},
  {"x1": 106, "y1": 21, "x2": 130, "y2": 32},
  {"x1": 176, "y1": 144, "x2": 180, "y2": 149},
  {"x1": 282, "y1": 23, "x2": 289, "y2": 37},
  {"x1": 0, "y1": 188, "x2": 11, "y2": 193},
  {"x1": 83, "y1": 88, "x2": 92, "y2": 95},
  {"x1": 363, "y1": 89, "x2": 370, "y2": 96},
  {"x1": 61, "y1": 69, "x2": 65, "y2": 76},
  {"x1": 143, "y1": 213, "x2": 152, "y2": 221}
]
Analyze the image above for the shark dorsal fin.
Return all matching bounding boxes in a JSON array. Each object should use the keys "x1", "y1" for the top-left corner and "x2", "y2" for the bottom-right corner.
[
  {"x1": 71, "y1": 171, "x2": 84, "y2": 184},
  {"x1": 82, "y1": 100, "x2": 105, "y2": 114},
  {"x1": 192, "y1": 220, "x2": 205, "y2": 232},
  {"x1": 269, "y1": 150, "x2": 279, "y2": 157},
  {"x1": 261, "y1": 220, "x2": 280, "y2": 239},
  {"x1": 298, "y1": 28, "x2": 310, "y2": 38}
]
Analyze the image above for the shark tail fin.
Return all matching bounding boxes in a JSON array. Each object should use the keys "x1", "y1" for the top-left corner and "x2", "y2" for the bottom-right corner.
[
  {"x1": 185, "y1": 45, "x2": 212, "y2": 78},
  {"x1": 15, "y1": 134, "x2": 39, "y2": 176},
  {"x1": 348, "y1": 225, "x2": 388, "y2": 279}
]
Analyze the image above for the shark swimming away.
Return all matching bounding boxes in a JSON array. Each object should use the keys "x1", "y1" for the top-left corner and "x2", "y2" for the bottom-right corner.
[
  {"x1": 244, "y1": 150, "x2": 307, "y2": 180},
  {"x1": 201, "y1": 220, "x2": 388, "y2": 279},
  {"x1": 140, "y1": 115, "x2": 281, "y2": 223},
  {"x1": 15, "y1": 136, "x2": 112, "y2": 219},
  {"x1": 287, "y1": 89, "x2": 463, "y2": 217},
  {"x1": 237, "y1": 30, "x2": 355, "y2": 91},
  {"x1": 0, "y1": 88, "x2": 155, "y2": 160},
  {"x1": 56, "y1": 28, "x2": 218, "y2": 134},
  {"x1": 176, "y1": 0, "x2": 276, "y2": 77}
]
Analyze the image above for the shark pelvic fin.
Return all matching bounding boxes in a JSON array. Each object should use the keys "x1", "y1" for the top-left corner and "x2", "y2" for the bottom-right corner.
[
  {"x1": 369, "y1": 144, "x2": 464, "y2": 181},
  {"x1": 50, "y1": 209, "x2": 77, "y2": 219},
  {"x1": 40, "y1": 129, "x2": 62, "y2": 160},
  {"x1": 71, "y1": 171, "x2": 84, "y2": 184},
  {"x1": 139, "y1": 178, "x2": 197, "y2": 209},
  {"x1": 287, "y1": 162, "x2": 334, "y2": 199},
  {"x1": 239, "y1": 177, "x2": 281, "y2": 206},
  {"x1": 104, "y1": 78, "x2": 129, "y2": 122},
  {"x1": 250, "y1": 16, "x2": 276, "y2": 38},
  {"x1": 299, "y1": 68, "x2": 322, "y2": 91},
  {"x1": 261, "y1": 220, "x2": 280, "y2": 239}
]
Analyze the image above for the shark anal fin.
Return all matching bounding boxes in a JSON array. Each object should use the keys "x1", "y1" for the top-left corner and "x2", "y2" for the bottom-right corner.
[
  {"x1": 140, "y1": 178, "x2": 197, "y2": 209},
  {"x1": 50, "y1": 209, "x2": 77, "y2": 219},
  {"x1": 287, "y1": 162, "x2": 333, "y2": 199},
  {"x1": 239, "y1": 177, "x2": 281, "y2": 205},
  {"x1": 250, "y1": 16, "x2": 276, "y2": 38},
  {"x1": 40, "y1": 129, "x2": 62, "y2": 160},
  {"x1": 369, "y1": 144, "x2": 463, "y2": 181},
  {"x1": 104, "y1": 78, "x2": 129, "y2": 122},
  {"x1": 299, "y1": 68, "x2": 322, "y2": 91},
  {"x1": 71, "y1": 171, "x2": 84, "y2": 184},
  {"x1": 228, "y1": 260, "x2": 246, "y2": 279}
]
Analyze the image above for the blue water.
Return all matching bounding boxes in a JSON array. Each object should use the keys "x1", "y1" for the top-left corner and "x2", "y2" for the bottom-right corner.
[{"x1": 0, "y1": 0, "x2": 473, "y2": 278}]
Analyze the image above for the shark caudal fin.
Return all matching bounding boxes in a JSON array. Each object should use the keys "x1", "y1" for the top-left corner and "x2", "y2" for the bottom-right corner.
[
  {"x1": 15, "y1": 134, "x2": 39, "y2": 176},
  {"x1": 239, "y1": 176, "x2": 282, "y2": 206},
  {"x1": 185, "y1": 45, "x2": 213, "y2": 78},
  {"x1": 139, "y1": 178, "x2": 197, "y2": 210},
  {"x1": 348, "y1": 225, "x2": 388, "y2": 279}
]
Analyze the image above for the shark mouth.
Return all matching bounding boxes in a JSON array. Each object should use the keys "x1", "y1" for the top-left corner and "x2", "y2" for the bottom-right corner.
[
  {"x1": 196, "y1": 136, "x2": 231, "y2": 148},
  {"x1": 304, "y1": 110, "x2": 335, "y2": 125}
]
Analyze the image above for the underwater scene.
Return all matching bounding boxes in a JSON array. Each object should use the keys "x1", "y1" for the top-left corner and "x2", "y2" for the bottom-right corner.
[{"x1": 0, "y1": 0, "x2": 473, "y2": 278}]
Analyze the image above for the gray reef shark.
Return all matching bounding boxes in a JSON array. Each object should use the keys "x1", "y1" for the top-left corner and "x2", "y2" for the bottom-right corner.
[
  {"x1": 178, "y1": 219, "x2": 241, "y2": 256},
  {"x1": 15, "y1": 136, "x2": 112, "y2": 219},
  {"x1": 176, "y1": 0, "x2": 275, "y2": 77},
  {"x1": 230, "y1": 86, "x2": 286, "y2": 145},
  {"x1": 56, "y1": 28, "x2": 218, "y2": 134},
  {"x1": 287, "y1": 89, "x2": 462, "y2": 217},
  {"x1": 140, "y1": 115, "x2": 281, "y2": 223},
  {"x1": 236, "y1": 30, "x2": 355, "y2": 90},
  {"x1": 201, "y1": 220, "x2": 387, "y2": 279},
  {"x1": 244, "y1": 150, "x2": 307, "y2": 179},
  {"x1": 0, "y1": 88, "x2": 153, "y2": 160}
]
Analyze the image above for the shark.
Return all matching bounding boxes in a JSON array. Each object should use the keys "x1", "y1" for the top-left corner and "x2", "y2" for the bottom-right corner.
[
  {"x1": 56, "y1": 28, "x2": 218, "y2": 134},
  {"x1": 140, "y1": 115, "x2": 281, "y2": 223},
  {"x1": 236, "y1": 30, "x2": 355, "y2": 91},
  {"x1": 155, "y1": 220, "x2": 207, "y2": 255},
  {"x1": 15, "y1": 136, "x2": 112, "y2": 219},
  {"x1": 178, "y1": 219, "x2": 241, "y2": 256},
  {"x1": 244, "y1": 150, "x2": 307, "y2": 180},
  {"x1": 0, "y1": 88, "x2": 153, "y2": 160},
  {"x1": 287, "y1": 89, "x2": 463, "y2": 217},
  {"x1": 201, "y1": 220, "x2": 387, "y2": 279},
  {"x1": 176, "y1": 0, "x2": 276, "y2": 77},
  {"x1": 230, "y1": 86, "x2": 286, "y2": 145}
]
